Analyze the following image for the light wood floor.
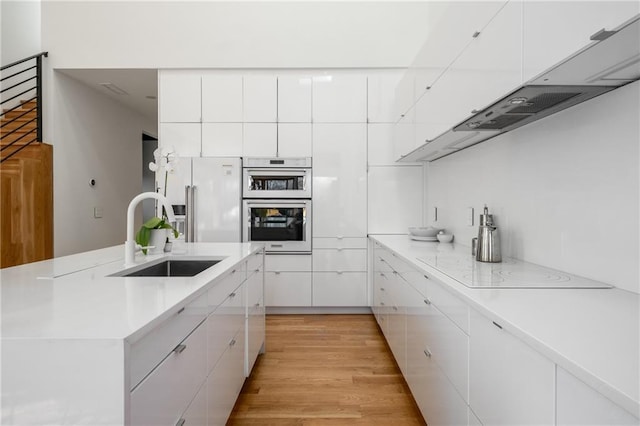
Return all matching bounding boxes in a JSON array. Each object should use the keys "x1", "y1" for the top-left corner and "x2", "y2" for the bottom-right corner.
[{"x1": 227, "y1": 314, "x2": 426, "y2": 425}]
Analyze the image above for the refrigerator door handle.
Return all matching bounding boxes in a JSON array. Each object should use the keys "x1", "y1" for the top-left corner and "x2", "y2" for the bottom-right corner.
[
  {"x1": 184, "y1": 185, "x2": 191, "y2": 242},
  {"x1": 191, "y1": 185, "x2": 197, "y2": 242}
]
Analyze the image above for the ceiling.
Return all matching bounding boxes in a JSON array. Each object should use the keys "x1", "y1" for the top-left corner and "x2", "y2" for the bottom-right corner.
[{"x1": 60, "y1": 69, "x2": 159, "y2": 122}]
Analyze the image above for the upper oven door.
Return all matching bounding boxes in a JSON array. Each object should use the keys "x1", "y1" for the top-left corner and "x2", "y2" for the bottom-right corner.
[
  {"x1": 243, "y1": 199, "x2": 311, "y2": 253},
  {"x1": 243, "y1": 168, "x2": 312, "y2": 199}
]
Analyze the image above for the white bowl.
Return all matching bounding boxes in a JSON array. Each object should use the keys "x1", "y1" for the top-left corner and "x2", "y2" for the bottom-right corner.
[
  {"x1": 437, "y1": 233, "x2": 454, "y2": 243},
  {"x1": 408, "y1": 227, "x2": 442, "y2": 238}
]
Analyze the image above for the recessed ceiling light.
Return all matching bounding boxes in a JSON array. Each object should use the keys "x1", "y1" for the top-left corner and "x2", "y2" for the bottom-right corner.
[{"x1": 98, "y1": 82, "x2": 129, "y2": 96}]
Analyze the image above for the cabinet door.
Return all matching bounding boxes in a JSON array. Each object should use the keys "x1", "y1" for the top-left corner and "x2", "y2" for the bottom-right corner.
[
  {"x1": 243, "y1": 123, "x2": 277, "y2": 157},
  {"x1": 469, "y1": 309, "x2": 555, "y2": 425},
  {"x1": 523, "y1": 1, "x2": 640, "y2": 82},
  {"x1": 179, "y1": 382, "x2": 207, "y2": 426},
  {"x1": 202, "y1": 74, "x2": 243, "y2": 123},
  {"x1": 207, "y1": 285, "x2": 245, "y2": 372},
  {"x1": 160, "y1": 123, "x2": 201, "y2": 157},
  {"x1": 207, "y1": 327, "x2": 246, "y2": 426},
  {"x1": 368, "y1": 166, "x2": 423, "y2": 234},
  {"x1": 556, "y1": 367, "x2": 639, "y2": 425},
  {"x1": 130, "y1": 324, "x2": 207, "y2": 426},
  {"x1": 159, "y1": 70, "x2": 201, "y2": 123},
  {"x1": 265, "y1": 271, "x2": 312, "y2": 307},
  {"x1": 246, "y1": 270, "x2": 265, "y2": 377},
  {"x1": 243, "y1": 75, "x2": 277, "y2": 122},
  {"x1": 312, "y1": 74, "x2": 367, "y2": 123},
  {"x1": 368, "y1": 71, "x2": 404, "y2": 123},
  {"x1": 277, "y1": 123, "x2": 312, "y2": 157},
  {"x1": 312, "y1": 124, "x2": 367, "y2": 238},
  {"x1": 201, "y1": 123, "x2": 243, "y2": 157},
  {"x1": 392, "y1": 109, "x2": 417, "y2": 160},
  {"x1": 312, "y1": 272, "x2": 367, "y2": 307},
  {"x1": 278, "y1": 75, "x2": 312, "y2": 123}
]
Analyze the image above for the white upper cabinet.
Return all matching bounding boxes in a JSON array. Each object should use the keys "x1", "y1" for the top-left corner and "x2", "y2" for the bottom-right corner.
[
  {"x1": 201, "y1": 123, "x2": 242, "y2": 157},
  {"x1": 277, "y1": 76, "x2": 312, "y2": 123},
  {"x1": 312, "y1": 74, "x2": 367, "y2": 123},
  {"x1": 160, "y1": 123, "x2": 201, "y2": 157},
  {"x1": 368, "y1": 71, "x2": 404, "y2": 123},
  {"x1": 159, "y1": 70, "x2": 201, "y2": 123},
  {"x1": 277, "y1": 123, "x2": 312, "y2": 158},
  {"x1": 243, "y1": 75, "x2": 277, "y2": 123},
  {"x1": 312, "y1": 124, "x2": 367, "y2": 238},
  {"x1": 522, "y1": 1, "x2": 640, "y2": 82},
  {"x1": 243, "y1": 123, "x2": 277, "y2": 157},
  {"x1": 410, "y1": 1, "x2": 507, "y2": 104},
  {"x1": 202, "y1": 74, "x2": 243, "y2": 123}
]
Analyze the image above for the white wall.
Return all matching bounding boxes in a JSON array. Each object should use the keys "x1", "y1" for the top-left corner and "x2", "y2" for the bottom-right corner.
[
  {"x1": 51, "y1": 71, "x2": 157, "y2": 256},
  {"x1": 41, "y1": 1, "x2": 431, "y2": 69},
  {"x1": 0, "y1": 0, "x2": 41, "y2": 65},
  {"x1": 426, "y1": 81, "x2": 640, "y2": 294}
]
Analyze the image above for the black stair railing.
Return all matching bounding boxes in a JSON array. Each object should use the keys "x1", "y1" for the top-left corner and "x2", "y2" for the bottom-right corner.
[{"x1": 0, "y1": 52, "x2": 48, "y2": 163}]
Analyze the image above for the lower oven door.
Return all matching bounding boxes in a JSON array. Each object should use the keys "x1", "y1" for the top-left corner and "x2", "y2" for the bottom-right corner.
[{"x1": 243, "y1": 199, "x2": 311, "y2": 253}]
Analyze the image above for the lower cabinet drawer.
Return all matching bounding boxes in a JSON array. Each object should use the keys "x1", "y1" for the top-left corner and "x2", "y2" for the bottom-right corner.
[
  {"x1": 130, "y1": 323, "x2": 207, "y2": 426},
  {"x1": 129, "y1": 292, "x2": 207, "y2": 390},
  {"x1": 312, "y1": 272, "x2": 368, "y2": 306},
  {"x1": 405, "y1": 340, "x2": 470, "y2": 426},
  {"x1": 246, "y1": 302, "x2": 265, "y2": 377},
  {"x1": 179, "y1": 381, "x2": 207, "y2": 426},
  {"x1": 312, "y1": 249, "x2": 367, "y2": 272},
  {"x1": 207, "y1": 327, "x2": 246, "y2": 426},
  {"x1": 265, "y1": 271, "x2": 312, "y2": 306},
  {"x1": 208, "y1": 291, "x2": 245, "y2": 372},
  {"x1": 265, "y1": 254, "x2": 312, "y2": 272}
]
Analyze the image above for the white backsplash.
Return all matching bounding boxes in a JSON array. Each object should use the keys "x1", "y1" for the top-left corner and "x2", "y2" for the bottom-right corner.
[{"x1": 426, "y1": 80, "x2": 639, "y2": 294}]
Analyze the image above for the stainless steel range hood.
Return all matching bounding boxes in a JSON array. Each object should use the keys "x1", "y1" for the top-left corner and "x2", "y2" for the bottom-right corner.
[{"x1": 400, "y1": 13, "x2": 640, "y2": 162}]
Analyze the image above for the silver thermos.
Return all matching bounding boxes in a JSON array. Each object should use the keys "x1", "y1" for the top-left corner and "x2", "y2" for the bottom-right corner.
[{"x1": 474, "y1": 205, "x2": 501, "y2": 263}]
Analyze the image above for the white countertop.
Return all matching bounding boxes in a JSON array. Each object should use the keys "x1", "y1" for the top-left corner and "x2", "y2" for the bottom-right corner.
[
  {"x1": 0, "y1": 243, "x2": 263, "y2": 343},
  {"x1": 370, "y1": 235, "x2": 640, "y2": 418}
]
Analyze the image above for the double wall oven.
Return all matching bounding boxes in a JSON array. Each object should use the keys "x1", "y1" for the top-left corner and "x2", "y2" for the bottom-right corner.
[{"x1": 242, "y1": 158, "x2": 312, "y2": 253}]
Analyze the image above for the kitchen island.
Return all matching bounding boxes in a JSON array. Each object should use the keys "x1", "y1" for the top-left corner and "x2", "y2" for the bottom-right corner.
[
  {"x1": 1, "y1": 242, "x2": 265, "y2": 425},
  {"x1": 370, "y1": 235, "x2": 639, "y2": 425}
]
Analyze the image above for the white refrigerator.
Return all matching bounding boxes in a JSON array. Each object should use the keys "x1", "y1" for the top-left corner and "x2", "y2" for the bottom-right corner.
[{"x1": 164, "y1": 157, "x2": 242, "y2": 242}]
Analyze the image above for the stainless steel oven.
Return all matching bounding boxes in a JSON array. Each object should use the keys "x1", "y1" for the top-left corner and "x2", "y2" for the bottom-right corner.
[
  {"x1": 242, "y1": 157, "x2": 312, "y2": 199},
  {"x1": 242, "y1": 199, "x2": 311, "y2": 253}
]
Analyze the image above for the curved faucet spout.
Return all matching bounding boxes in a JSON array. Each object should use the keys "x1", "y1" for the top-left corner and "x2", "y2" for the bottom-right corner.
[{"x1": 125, "y1": 192, "x2": 175, "y2": 265}]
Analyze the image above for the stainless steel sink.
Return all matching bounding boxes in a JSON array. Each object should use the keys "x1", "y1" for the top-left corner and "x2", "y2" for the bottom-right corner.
[{"x1": 111, "y1": 259, "x2": 223, "y2": 277}]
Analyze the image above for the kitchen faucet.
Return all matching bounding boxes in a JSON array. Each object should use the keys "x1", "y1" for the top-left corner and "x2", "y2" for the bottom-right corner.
[{"x1": 124, "y1": 192, "x2": 176, "y2": 265}]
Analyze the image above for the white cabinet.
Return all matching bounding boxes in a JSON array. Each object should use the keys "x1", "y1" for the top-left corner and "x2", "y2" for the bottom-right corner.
[
  {"x1": 180, "y1": 382, "x2": 207, "y2": 426},
  {"x1": 264, "y1": 254, "x2": 312, "y2": 307},
  {"x1": 368, "y1": 166, "x2": 423, "y2": 234},
  {"x1": 522, "y1": 1, "x2": 640, "y2": 82},
  {"x1": 159, "y1": 70, "x2": 201, "y2": 123},
  {"x1": 312, "y1": 248, "x2": 367, "y2": 272},
  {"x1": 556, "y1": 367, "x2": 639, "y2": 425},
  {"x1": 368, "y1": 71, "x2": 404, "y2": 123},
  {"x1": 130, "y1": 323, "x2": 207, "y2": 426},
  {"x1": 278, "y1": 75, "x2": 312, "y2": 123},
  {"x1": 243, "y1": 123, "x2": 277, "y2": 157},
  {"x1": 202, "y1": 74, "x2": 243, "y2": 123},
  {"x1": 201, "y1": 123, "x2": 243, "y2": 157},
  {"x1": 469, "y1": 309, "x2": 555, "y2": 426},
  {"x1": 243, "y1": 75, "x2": 277, "y2": 122},
  {"x1": 368, "y1": 123, "x2": 396, "y2": 166},
  {"x1": 246, "y1": 267, "x2": 265, "y2": 376},
  {"x1": 312, "y1": 74, "x2": 367, "y2": 123},
  {"x1": 159, "y1": 123, "x2": 201, "y2": 157},
  {"x1": 312, "y1": 272, "x2": 367, "y2": 307},
  {"x1": 277, "y1": 123, "x2": 312, "y2": 157},
  {"x1": 312, "y1": 124, "x2": 367, "y2": 238}
]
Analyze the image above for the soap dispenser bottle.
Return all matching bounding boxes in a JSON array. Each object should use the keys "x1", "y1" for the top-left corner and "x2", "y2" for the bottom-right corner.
[{"x1": 476, "y1": 205, "x2": 501, "y2": 263}]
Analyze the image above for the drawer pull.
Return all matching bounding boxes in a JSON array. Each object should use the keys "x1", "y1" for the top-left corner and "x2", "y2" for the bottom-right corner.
[
  {"x1": 176, "y1": 419, "x2": 185, "y2": 426},
  {"x1": 492, "y1": 321, "x2": 503, "y2": 330},
  {"x1": 255, "y1": 302, "x2": 260, "y2": 307},
  {"x1": 229, "y1": 338, "x2": 236, "y2": 347},
  {"x1": 231, "y1": 269, "x2": 236, "y2": 274},
  {"x1": 255, "y1": 268, "x2": 260, "y2": 273},
  {"x1": 275, "y1": 271, "x2": 281, "y2": 275},
  {"x1": 380, "y1": 287, "x2": 385, "y2": 292},
  {"x1": 423, "y1": 275, "x2": 430, "y2": 280},
  {"x1": 380, "y1": 302, "x2": 385, "y2": 306},
  {"x1": 337, "y1": 271, "x2": 344, "y2": 274},
  {"x1": 392, "y1": 306, "x2": 398, "y2": 311},
  {"x1": 380, "y1": 272, "x2": 386, "y2": 277},
  {"x1": 174, "y1": 344, "x2": 187, "y2": 354},
  {"x1": 392, "y1": 270, "x2": 398, "y2": 275},
  {"x1": 177, "y1": 307, "x2": 185, "y2": 314},
  {"x1": 424, "y1": 348, "x2": 432, "y2": 358},
  {"x1": 229, "y1": 292, "x2": 236, "y2": 298},
  {"x1": 424, "y1": 298, "x2": 431, "y2": 305}
]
